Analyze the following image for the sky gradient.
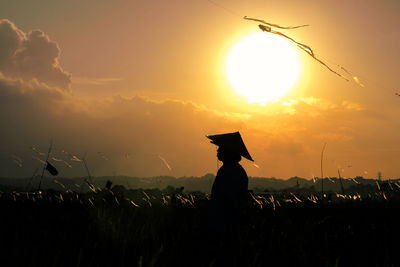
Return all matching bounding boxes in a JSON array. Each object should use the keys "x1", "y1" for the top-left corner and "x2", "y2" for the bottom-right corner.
[{"x1": 1, "y1": 0, "x2": 399, "y2": 179}]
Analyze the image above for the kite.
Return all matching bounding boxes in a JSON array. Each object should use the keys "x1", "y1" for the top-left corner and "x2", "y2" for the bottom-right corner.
[
  {"x1": 204, "y1": 1, "x2": 396, "y2": 94},
  {"x1": 244, "y1": 16, "x2": 352, "y2": 82}
]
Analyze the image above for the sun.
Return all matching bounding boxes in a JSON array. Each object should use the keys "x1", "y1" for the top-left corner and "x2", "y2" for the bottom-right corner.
[{"x1": 226, "y1": 32, "x2": 301, "y2": 104}]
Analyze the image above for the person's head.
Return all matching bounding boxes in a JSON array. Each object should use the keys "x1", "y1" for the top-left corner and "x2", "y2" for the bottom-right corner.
[
  {"x1": 217, "y1": 146, "x2": 241, "y2": 163},
  {"x1": 207, "y1": 131, "x2": 254, "y2": 163}
]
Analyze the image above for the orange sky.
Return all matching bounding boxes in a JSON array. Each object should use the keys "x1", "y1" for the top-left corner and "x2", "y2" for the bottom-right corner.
[{"x1": 1, "y1": 0, "x2": 399, "y2": 179}]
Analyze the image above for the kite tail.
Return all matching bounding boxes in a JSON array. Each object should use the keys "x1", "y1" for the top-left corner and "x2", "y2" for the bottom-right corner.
[
  {"x1": 244, "y1": 16, "x2": 309, "y2": 29},
  {"x1": 311, "y1": 56, "x2": 350, "y2": 81},
  {"x1": 338, "y1": 65, "x2": 365, "y2": 86},
  {"x1": 271, "y1": 30, "x2": 349, "y2": 81}
]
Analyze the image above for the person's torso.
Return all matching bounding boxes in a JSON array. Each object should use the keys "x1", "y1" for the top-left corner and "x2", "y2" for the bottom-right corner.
[{"x1": 212, "y1": 163, "x2": 248, "y2": 200}]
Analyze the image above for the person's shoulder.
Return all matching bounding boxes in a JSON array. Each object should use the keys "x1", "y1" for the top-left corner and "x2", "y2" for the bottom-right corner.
[
  {"x1": 218, "y1": 164, "x2": 227, "y2": 172},
  {"x1": 218, "y1": 163, "x2": 235, "y2": 175},
  {"x1": 216, "y1": 165, "x2": 227, "y2": 176},
  {"x1": 235, "y1": 162, "x2": 245, "y2": 170},
  {"x1": 236, "y1": 163, "x2": 248, "y2": 176}
]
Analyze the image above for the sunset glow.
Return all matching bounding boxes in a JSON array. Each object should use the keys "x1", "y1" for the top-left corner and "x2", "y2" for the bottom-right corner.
[
  {"x1": 0, "y1": 0, "x2": 399, "y2": 180},
  {"x1": 226, "y1": 33, "x2": 301, "y2": 104},
  {"x1": 2, "y1": 3, "x2": 400, "y2": 263}
]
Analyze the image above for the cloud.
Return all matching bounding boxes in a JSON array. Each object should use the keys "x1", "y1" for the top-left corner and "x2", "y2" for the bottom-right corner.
[
  {"x1": 71, "y1": 77, "x2": 123, "y2": 85},
  {"x1": 0, "y1": 19, "x2": 70, "y2": 90},
  {"x1": 0, "y1": 19, "x2": 24, "y2": 66},
  {"x1": 0, "y1": 72, "x2": 72, "y2": 117},
  {"x1": 1, "y1": 72, "x2": 400, "y2": 179},
  {"x1": 342, "y1": 101, "x2": 364, "y2": 111}
]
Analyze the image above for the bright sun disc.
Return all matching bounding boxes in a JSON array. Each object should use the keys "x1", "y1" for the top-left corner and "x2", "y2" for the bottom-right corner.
[{"x1": 226, "y1": 32, "x2": 301, "y2": 104}]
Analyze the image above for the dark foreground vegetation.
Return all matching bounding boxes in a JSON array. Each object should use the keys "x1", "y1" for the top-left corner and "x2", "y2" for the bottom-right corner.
[{"x1": 1, "y1": 185, "x2": 400, "y2": 267}]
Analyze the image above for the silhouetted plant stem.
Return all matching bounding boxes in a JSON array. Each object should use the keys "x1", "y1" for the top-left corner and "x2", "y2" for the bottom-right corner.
[
  {"x1": 38, "y1": 139, "x2": 53, "y2": 191},
  {"x1": 320, "y1": 143, "x2": 327, "y2": 198}
]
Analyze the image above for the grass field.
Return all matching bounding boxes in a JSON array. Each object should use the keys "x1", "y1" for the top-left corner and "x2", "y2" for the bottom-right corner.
[{"x1": 1, "y1": 187, "x2": 399, "y2": 267}]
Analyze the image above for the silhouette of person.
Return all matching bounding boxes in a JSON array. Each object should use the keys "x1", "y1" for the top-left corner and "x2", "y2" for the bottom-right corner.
[{"x1": 207, "y1": 132, "x2": 253, "y2": 232}]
